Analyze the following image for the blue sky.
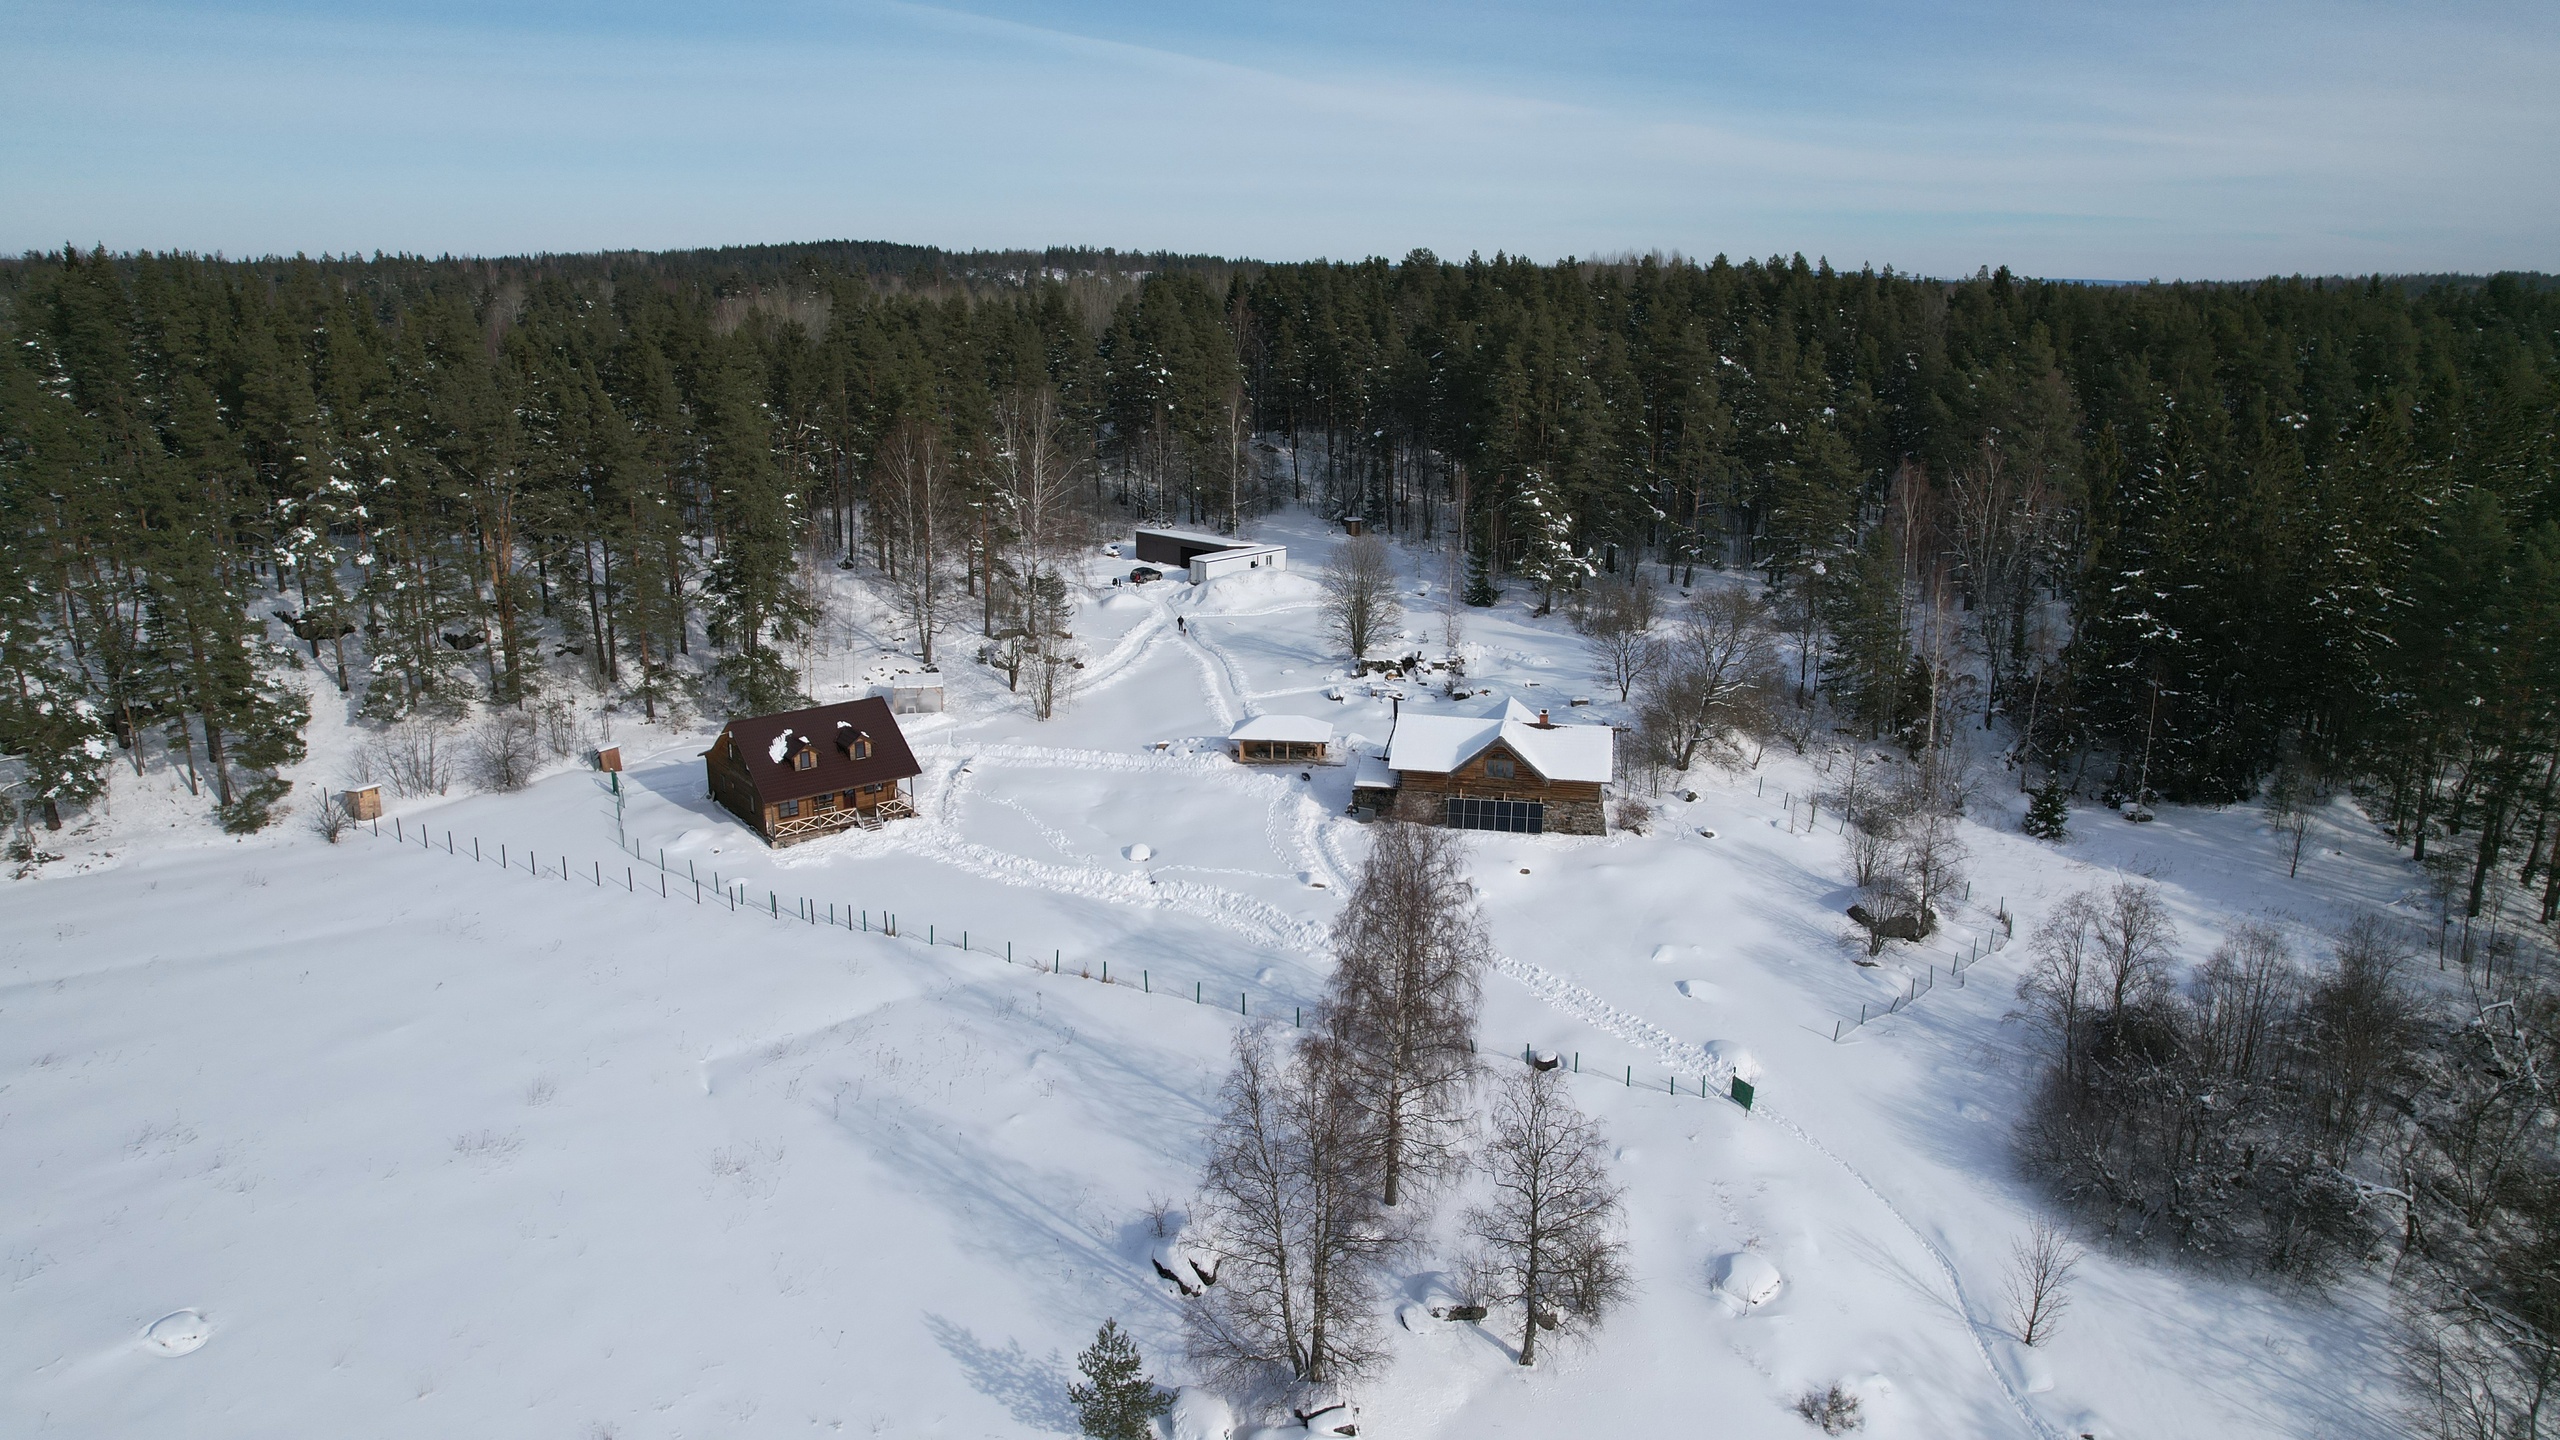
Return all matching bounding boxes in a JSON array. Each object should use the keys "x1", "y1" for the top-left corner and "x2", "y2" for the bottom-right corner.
[{"x1": 3, "y1": 1, "x2": 2552, "y2": 278}]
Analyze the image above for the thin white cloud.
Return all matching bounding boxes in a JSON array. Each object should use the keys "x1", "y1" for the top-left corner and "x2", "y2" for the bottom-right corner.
[{"x1": 1, "y1": 0, "x2": 2550, "y2": 275}]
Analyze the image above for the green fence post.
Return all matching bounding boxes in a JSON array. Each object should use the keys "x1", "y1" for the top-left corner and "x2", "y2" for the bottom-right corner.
[
  {"x1": 1195, "y1": 982, "x2": 1202, "y2": 1004},
  {"x1": 1240, "y1": 992, "x2": 1247, "y2": 1015},
  {"x1": 1144, "y1": 970, "x2": 1150, "y2": 993}
]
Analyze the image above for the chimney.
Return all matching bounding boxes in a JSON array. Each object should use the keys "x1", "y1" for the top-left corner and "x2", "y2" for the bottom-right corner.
[{"x1": 1537, "y1": 708, "x2": 1552, "y2": 728}]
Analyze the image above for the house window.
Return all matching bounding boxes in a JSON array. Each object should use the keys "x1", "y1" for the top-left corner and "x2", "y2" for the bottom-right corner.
[
  {"x1": 776, "y1": 799, "x2": 801, "y2": 818},
  {"x1": 794, "y1": 749, "x2": 817, "y2": 771},
  {"x1": 851, "y1": 735, "x2": 872, "y2": 760},
  {"x1": 1485, "y1": 756, "x2": 1516, "y2": 779},
  {"x1": 1447, "y1": 797, "x2": 1543, "y2": 834}
]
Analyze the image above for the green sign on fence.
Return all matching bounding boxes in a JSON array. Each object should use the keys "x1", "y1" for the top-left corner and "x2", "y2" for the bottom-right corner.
[{"x1": 1730, "y1": 1077, "x2": 1756, "y2": 1112}]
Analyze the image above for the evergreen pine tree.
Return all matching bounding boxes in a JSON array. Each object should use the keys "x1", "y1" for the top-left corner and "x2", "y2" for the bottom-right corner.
[
  {"x1": 2022, "y1": 778, "x2": 2070, "y2": 841},
  {"x1": 1463, "y1": 536, "x2": 1498, "y2": 608},
  {"x1": 1065, "y1": 1318, "x2": 1171, "y2": 1440}
]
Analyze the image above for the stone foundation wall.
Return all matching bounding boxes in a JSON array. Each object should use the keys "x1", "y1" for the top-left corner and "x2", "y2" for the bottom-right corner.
[{"x1": 1387, "y1": 786, "x2": 1607, "y2": 836}]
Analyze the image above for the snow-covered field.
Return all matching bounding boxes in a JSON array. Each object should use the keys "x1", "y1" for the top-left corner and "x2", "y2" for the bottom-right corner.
[{"x1": 3, "y1": 508, "x2": 2417, "y2": 1437}]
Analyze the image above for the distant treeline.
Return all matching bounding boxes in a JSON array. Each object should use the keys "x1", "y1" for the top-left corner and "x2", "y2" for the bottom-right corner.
[{"x1": 0, "y1": 245, "x2": 2553, "y2": 866}]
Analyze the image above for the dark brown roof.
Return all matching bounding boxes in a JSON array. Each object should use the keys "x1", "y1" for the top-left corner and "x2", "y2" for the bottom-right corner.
[{"x1": 706, "y1": 697, "x2": 923, "y2": 802}]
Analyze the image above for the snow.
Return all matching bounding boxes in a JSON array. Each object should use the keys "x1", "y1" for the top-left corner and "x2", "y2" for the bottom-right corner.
[
  {"x1": 1228, "y1": 714, "x2": 1335, "y2": 745},
  {"x1": 141, "y1": 1310, "x2": 212, "y2": 1357},
  {"x1": 1352, "y1": 750, "x2": 1401, "y2": 791},
  {"x1": 1704, "y1": 1039, "x2": 1762, "y2": 1082},
  {"x1": 1167, "y1": 1386, "x2": 1238, "y2": 1440},
  {"x1": 0, "y1": 504, "x2": 2412, "y2": 1438},
  {"x1": 1715, "y1": 1251, "x2": 1787, "y2": 1307},
  {"x1": 1386, "y1": 697, "x2": 1614, "y2": 783}
]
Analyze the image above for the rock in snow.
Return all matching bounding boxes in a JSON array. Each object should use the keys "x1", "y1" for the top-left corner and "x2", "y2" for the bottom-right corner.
[
  {"x1": 143, "y1": 1309, "x2": 212, "y2": 1356},
  {"x1": 1703, "y1": 1039, "x2": 1763, "y2": 1083},
  {"x1": 1165, "y1": 1386, "x2": 1236, "y2": 1440},
  {"x1": 1713, "y1": 1251, "x2": 1784, "y2": 1306}
]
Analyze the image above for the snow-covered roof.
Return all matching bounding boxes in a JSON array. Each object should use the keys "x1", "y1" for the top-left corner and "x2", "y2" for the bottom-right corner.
[
  {"x1": 1135, "y1": 526, "x2": 1249, "y2": 548},
  {"x1": 1353, "y1": 752, "x2": 1401, "y2": 791},
  {"x1": 1386, "y1": 698, "x2": 1613, "y2": 784},
  {"x1": 1230, "y1": 714, "x2": 1334, "y2": 744}
]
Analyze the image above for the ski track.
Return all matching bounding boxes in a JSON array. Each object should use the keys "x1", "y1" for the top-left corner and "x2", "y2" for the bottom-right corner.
[{"x1": 1184, "y1": 615, "x2": 1259, "y2": 721}]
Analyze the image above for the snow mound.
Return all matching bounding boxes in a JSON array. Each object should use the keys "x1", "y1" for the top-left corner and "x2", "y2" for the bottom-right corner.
[
  {"x1": 1996, "y1": 1339, "x2": 2056, "y2": 1394},
  {"x1": 143, "y1": 1309, "x2": 211, "y2": 1356},
  {"x1": 1703, "y1": 1040, "x2": 1762, "y2": 1083},
  {"x1": 1166, "y1": 1386, "x2": 1236, "y2": 1440},
  {"x1": 1124, "y1": 843, "x2": 1153, "y2": 862},
  {"x1": 1713, "y1": 1251, "x2": 1783, "y2": 1306},
  {"x1": 1676, "y1": 979, "x2": 1721, "y2": 1002},
  {"x1": 1648, "y1": 943, "x2": 1694, "y2": 965}
]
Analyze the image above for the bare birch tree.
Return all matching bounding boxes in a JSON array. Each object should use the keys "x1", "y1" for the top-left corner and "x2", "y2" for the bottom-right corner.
[
  {"x1": 988, "y1": 387, "x2": 1084, "y2": 711},
  {"x1": 1635, "y1": 588, "x2": 1778, "y2": 774},
  {"x1": 2003, "y1": 1219, "x2": 2081, "y2": 1346},
  {"x1": 875, "y1": 416, "x2": 957, "y2": 666},
  {"x1": 1577, "y1": 575, "x2": 1661, "y2": 702},
  {"x1": 1190, "y1": 1028, "x2": 1398, "y2": 1392},
  {"x1": 1323, "y1": 822, "x2": 1488, "y2": 1207},
  {"x1": 1464, "y1": 1065, "x2": 1631, "y2": 1366},
  {"x1": 1321, "y1": 532, "x2": 1401, "y2": 664}
]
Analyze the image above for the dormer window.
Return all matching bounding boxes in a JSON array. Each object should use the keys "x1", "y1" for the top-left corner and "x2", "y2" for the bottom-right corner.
[
  {"x1": 851, "y1": 734, "x2": 873, "y2": 761},
  {"x1": 1486, "y1": 755, "x2": 1516, "y2": 779},
  {"x1": 793, "y1": 748, "x2": 818, "y2": 771}
]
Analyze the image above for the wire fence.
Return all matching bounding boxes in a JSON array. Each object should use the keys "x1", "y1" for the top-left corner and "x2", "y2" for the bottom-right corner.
[
  {"x1": 357, "y1": 813, "x2": 1756, "y2": 1113},
  {"x1": 1830, "y1": 902, "x2": 2017, "y2": 1041}
]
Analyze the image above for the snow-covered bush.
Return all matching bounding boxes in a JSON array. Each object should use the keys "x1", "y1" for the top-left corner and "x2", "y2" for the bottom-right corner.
[
  {"x1": 1793, "y1": 1382, "x2": 1862, "y2": 1433},
  {"x1": 371, "y1": 718, "x2": 453, "y2": 797},
  {"x1": 469, "y1": 711, "x2": 538, "y2": 792}
]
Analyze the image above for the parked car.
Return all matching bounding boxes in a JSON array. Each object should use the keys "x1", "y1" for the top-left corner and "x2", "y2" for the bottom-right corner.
[{"x1": 1129, "y1": 566, "x2": 1163, "y2": 584}]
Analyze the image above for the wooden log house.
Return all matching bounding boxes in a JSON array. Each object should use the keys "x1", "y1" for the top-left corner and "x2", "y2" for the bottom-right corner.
[
  {"x1": 1384, "y1": 699, "x2": 1613, "y2": 835},
  {"x1": 702, "y1": 697, "x2": 922, "y2": 847}
]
